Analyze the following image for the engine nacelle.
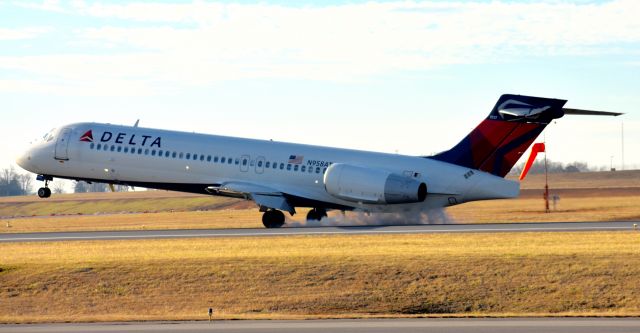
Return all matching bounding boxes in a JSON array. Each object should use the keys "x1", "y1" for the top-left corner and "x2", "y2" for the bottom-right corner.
[{"x1": 323, "y1": 163, "x2": 427, "y2": 204}]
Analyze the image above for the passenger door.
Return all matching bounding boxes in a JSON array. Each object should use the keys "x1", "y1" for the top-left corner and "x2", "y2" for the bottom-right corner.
[{"x1": 54, "y1": 128, "x2": 72, "y2": 160}]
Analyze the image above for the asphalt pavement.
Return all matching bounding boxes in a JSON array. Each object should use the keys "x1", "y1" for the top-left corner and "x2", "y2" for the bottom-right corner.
[
  {"x1": 2, "y1": 318, "x2": 640, "y2": 333},
  {"x1": 1, "y1": 221, "x2": 637, "y2": 242}
]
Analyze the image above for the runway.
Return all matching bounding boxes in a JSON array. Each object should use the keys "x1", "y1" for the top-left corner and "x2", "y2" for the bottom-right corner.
[
  {"x1": 3, "y1": 318, "x2": 640, "y2": 333},
  {"x1": 0, "y1": 221, "x2": 637, "y2": 242}
]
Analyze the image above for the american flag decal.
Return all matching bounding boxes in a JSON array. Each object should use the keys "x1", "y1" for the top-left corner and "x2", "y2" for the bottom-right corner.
[{"x1": 288, "y1": 155, "x2": 304, "y2": 164}]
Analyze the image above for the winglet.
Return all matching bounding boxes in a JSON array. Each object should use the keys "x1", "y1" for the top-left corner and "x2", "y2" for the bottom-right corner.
[{"x1": 133, "y1": 119, "x2": 140, "y2": 128}]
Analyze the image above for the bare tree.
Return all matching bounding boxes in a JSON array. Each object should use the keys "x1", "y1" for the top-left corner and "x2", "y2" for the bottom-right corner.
[
  {"x1": 19, "y1": 173, "x2": 34, "y2": 194},
  {"x1": 74, "y1": 181, "x2": 88, "y2": 193},
  {"x1": 89, "y1": 182, "x2": 108, "y2": 192},
  {"x1": 52, "y1": 182, "x2": 66, "y2": 194},
  {"x1": 74, "y1": 181, "x2": 108, "y2": 193},
  {"x1": 0, "y1": 166, "x2": 24, "y2": 196},
  {"x1": 115, "y1": 185, "x2": 129, "y2": 192}
]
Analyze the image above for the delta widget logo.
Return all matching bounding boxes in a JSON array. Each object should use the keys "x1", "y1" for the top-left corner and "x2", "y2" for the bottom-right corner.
[{"x1": 80, "y1": 130, "x2": 94, "y2": 142}]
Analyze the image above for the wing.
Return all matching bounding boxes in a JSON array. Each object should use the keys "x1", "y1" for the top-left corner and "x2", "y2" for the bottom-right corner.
[{"x1": 206, "y1": 181, "x2": 295, "y2": 214}]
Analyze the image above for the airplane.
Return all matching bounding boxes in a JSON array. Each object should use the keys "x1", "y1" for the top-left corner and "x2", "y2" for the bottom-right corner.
[{"x1": 16, "y1": 94, "x2": 621, "y2": 228}]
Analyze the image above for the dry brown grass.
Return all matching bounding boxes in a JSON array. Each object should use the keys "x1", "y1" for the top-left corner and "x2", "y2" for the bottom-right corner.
[
  {"x1": 0, "y1": 210, "x2": 264, "y2": 233},
  {"x1": 1, "y1": 232, "x2": 639, "y2": 322},
  {"x1": 509, "y1": 170, "x2": 640, "y2": 189},
  {"x1": 448, "y1": 195, "x2": 640, "y2": 223},
  {"x1": 2, "y1": 192, "x2": 638, "y2": 234},
  {"x1": 0, "y1": 191, "x2": 249, "y2": 218}
]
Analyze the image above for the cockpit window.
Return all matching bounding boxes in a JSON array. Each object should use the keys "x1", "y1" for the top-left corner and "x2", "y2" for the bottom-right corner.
[{"x1": 42, "y1": 128, "x2": 56, "y2": 142}]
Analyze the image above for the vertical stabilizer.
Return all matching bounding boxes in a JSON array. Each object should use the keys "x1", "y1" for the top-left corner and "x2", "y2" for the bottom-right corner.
[{"x1": 430, "y1": 94, "x2": 567, "y2": 177}]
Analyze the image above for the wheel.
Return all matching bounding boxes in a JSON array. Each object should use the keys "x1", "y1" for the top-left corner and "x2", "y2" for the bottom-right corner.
[
  {"x1": 262, "y1": 210, "x2": 285, "y2": 228},
  {"x1": 37, "y1": 187, "x2": 50, "y2": 199},
  {"x1": 306, "y1": 208, "x2": 327, "y2": 222}
]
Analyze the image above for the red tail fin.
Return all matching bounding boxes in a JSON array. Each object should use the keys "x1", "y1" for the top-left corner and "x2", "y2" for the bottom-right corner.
[{"x1": 430, "y1": 94, "x2": 566, "y2": 177}]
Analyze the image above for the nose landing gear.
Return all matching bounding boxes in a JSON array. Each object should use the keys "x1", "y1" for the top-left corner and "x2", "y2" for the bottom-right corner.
[
  {"x1": 37, "y1": 184, "x2": 52, "y2": 198},
  {"x1": 36, "y1": 175, "x2": 53, "y2": 198}
]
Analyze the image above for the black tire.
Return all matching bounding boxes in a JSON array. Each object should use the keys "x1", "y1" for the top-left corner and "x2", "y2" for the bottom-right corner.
[
  {"x1": 37, "y1": 187, "x2": 48, "y2": 198},
  {"x1": 262, "y1": 210, "x2": 285, "y2": 228},
  {"x1": 44, "y1": 187, "x2": 51, "y2": 198},
  {"x1": 306, "y1": 208, "x2": 327, "y2": 222}
]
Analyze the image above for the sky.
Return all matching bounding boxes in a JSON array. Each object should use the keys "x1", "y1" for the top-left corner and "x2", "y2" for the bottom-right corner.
[{"x1": 1, "y1": 0, "x2": 639, "y2": 189}]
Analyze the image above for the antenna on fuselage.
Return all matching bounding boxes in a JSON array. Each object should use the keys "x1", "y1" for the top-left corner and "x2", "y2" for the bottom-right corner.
[{"x1": 133, "y1": 119, "x2": 140, "y2": 128}]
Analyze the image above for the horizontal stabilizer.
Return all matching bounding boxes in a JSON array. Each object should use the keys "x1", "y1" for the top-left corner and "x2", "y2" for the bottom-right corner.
[{"x1": 562, "y1": 108, "x2": 623, "y2": 117}]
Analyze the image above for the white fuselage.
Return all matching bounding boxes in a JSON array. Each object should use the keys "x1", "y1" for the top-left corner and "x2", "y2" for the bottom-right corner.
[{"x1": 17, "y1": 123, "x2": 519, "y2": 213}]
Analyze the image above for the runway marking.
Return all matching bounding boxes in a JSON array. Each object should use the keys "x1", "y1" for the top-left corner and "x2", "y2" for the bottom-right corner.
[{"x1": 0, "y1": 223, "x2": 635, "y2": 242}]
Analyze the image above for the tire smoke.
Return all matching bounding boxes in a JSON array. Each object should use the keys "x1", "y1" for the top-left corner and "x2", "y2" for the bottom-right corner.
[{"x1": 285, "y1": 207, "x2": 454, "y2": 227}]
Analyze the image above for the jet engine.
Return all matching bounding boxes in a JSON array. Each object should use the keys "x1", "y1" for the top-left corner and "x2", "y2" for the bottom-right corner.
[{"x1": 323, "y1": 163, "x2": 427, "y2": 204}]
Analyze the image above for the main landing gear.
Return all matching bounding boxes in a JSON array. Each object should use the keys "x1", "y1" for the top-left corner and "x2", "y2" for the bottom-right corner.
[
  {"x1": 306, "y1": 208, "x2": 327, "y2": 222},
  {"x1": 262, "y1": 209, "x2": 285, "y2": 228}
]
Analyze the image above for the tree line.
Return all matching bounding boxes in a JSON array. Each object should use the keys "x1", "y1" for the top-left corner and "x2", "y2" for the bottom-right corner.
[
  {"x1": 1, "y1": 166, "x2": 128, "y2": 197},
  {"x1": 0, "y1": 166, "x2": 33, "y2": 197},
  {"x1": 509, "y1": 160, "x2": 600, "y2": 176}
]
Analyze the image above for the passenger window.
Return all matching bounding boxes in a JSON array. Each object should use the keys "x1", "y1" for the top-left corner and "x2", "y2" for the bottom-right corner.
[
  {"x1": 172, "y1": 152, "x2": 177, "y2": 158},
  {"x1": 96, "y1": 144, "x2": 101, "y2": 150},
  {"x1": 265, "y1": 162, "x2": 270, "y2": 168},
  {"x1": 138, "y1": 148, "x2": 143, "y2": 154},
  {"x1": 258, "y1": 161, "x2": 263, "y2": 167},
  {"x1": 145, "y1": 149, "x2": 149, "y2": 155},
  {"x1": 301, "y1": 166, "x2": 306, "y2": 172},
  {"x1": 273, "y1": 162, "x2": 277, "y2": 169},
  {"x1": 221, "y1": 157, "x2": 226, "y2": 163},
  {"x1": 90, "y1": 143, "x2": 95, "y2": 149},
  {"x1": 165, "y1": 151, "x2": 170, "y2": 158},
  {"x1": 110, "y1": 145, "x2": 115, "y2": 152},
  {"x1": 309, "y1": 166, "x2": 313, "y2": 173},
  {"x1": 280, "y1": 163, "x2": 284, "y2": 170},
  {"x1": 192, "y1": 154, "x2": 197, "y2": 160},
  {"x1": 287, "y1": 164, "x2": 292, "y2": 171},
  {"x1": 228, "y1": 158, "x2": 232, "y2": 164},
  {"x1": 200, "y1": 155, "x2": 205, "y2": 161},
  {"x1": 103, "y1": 145, "x2": 108, "y2": 151},
  {"x1": 242, "y1": 159, "x2": 247, "y2": 166},
  {"x1": 214, "y1": 156, "x2": 219, "y2": 163},
  {"x1": 131, "y1": 148, "x2": 135, "y2": 154},
  {"x1": 124, "y1": 147, "x2": 129, "y2": 153},
  {"x1": 207, "y1": 155, "x2": 211, "y2": 162},
  {"x1": 235, "y1": 158, "x2": 239, "y2": 165},
  {"x1": 316, "y1": 167, "x2": 320, "y2": 174},
  {"x1": 186, "y1": 153, "x2": 191, "y2": 159},
  {"x1": 152, "y1": 150, "x2": 156, "y2": 156},
  {"x1": 117, "y1": 146, "x2": 122, "y2": 153},
  {"x1": 294, "y1": 165, "x2": 299, "y2": 171},
  {"x1": 179, "y1": 152, "x2": 184, "y2": 159}
]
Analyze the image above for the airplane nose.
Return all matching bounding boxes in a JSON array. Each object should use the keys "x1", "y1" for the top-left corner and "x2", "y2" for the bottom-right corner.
[{"x1": 15, "y1": 150, "x2": 31, "y2": 170}]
